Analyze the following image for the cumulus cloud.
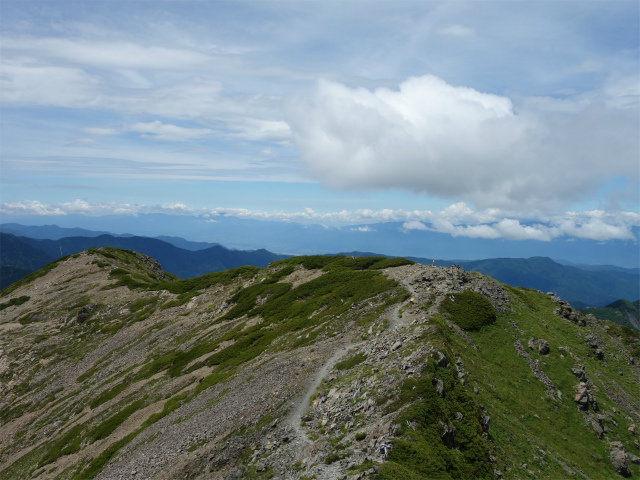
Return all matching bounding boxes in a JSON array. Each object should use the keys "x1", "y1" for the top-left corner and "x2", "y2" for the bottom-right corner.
[
  {"x1": 2, "y1": 199, "x2": 637, "y2": 242},
  {"x1": 401, "y1": 221, "x2": 429, "y2": 232},
  {"x1": 287, "y1": 75, "x2": 639, "y2": 211},
  {"x1": 0, "y1": 200, "x2": 67, "y2": 216}
]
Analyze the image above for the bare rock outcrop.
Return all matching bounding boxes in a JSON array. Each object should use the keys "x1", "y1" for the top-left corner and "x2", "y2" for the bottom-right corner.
[{"x1": 609, "y1": 441, "x2": 631, "y2": 477}]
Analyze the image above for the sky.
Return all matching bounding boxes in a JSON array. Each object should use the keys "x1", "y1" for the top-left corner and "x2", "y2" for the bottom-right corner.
[{"x1": 1, "y1": 0, "x2": 639, "y2": 257}]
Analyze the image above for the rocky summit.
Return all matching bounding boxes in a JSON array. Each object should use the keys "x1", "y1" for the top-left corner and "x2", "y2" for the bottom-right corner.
[{"x1": 0, "y1": 248, "x2": 639, "y2": 480}]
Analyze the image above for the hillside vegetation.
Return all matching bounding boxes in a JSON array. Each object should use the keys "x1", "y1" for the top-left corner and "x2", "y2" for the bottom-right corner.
[
  {"x1": 0, "y1": 249, "x2": 638, "y2": 479},
  {"x1": 581, "y1": 299, "x2": 640, "y2": 332}
]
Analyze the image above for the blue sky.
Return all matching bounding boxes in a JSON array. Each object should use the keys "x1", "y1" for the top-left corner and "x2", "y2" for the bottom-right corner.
[{"x1": 1, "y1": 0, "x2": 638, "y2": 250}]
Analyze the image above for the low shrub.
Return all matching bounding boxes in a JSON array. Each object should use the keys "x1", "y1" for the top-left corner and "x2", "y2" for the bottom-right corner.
[
  {"x1": 0, "y1": 295, "x2": 30, "y2": 311},
  {"x1": 440, "y1": 290, "x2": 496, "y2": 331},
  {"x1": 335, "y1": 353, "x2": 367, "y2": 371}
]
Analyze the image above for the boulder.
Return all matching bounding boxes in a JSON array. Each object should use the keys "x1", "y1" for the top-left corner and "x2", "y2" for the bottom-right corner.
[
  {"x1": 433, "y1": 378, "x2": 444, "y2": 397},
  {"x1": 573, "y1": 383, "x2": 598, "y2": 411},
  {"x1": 435, "y1": 351, "x2": 449, "y2": 368},
  {"x1": 537, "y1": 340, "x2": 550, "y2": 355},
  {"x1": 609, "y1": 441, "x2": 631, "y2": 477},
  {"x1": 571, "y1": 365, "x2": 586, "y2": 382},
  {"x1": 527, "y1": 337, "x2": 550, "y2": 355},
  {"x1": 76, "y1": 304, "x2": 99, "y2": 324},
  {"x1": 438, "y1": 420, "x2": 456, "y2": 448},
  {"x1": 480, "y1": 415, "x2": 491, "y2": 434},
  {"x1": 585, "y1": 334, "x2": 599, "y2": 349}
]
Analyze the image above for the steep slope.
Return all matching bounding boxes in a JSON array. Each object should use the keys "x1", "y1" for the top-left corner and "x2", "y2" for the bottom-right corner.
[
  {"x1": 581, "y1": 299, "x2": 640, "y2": 332},
  {"x1": 0, "y1": 252, "x2": 638, "y2": 480}
]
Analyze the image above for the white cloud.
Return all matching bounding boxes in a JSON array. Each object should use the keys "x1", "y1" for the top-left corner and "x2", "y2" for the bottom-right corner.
[
  {"x1": 128, "y1": 121, "x2": 213, "y2": 142},
  {"x1": 402, "y1": 221, "x2": 429, "y2": 232},
  {"x1": 351, "y1": 226, "x2": 375, "y2": 232},
  {"x1": 82, "y1": 126, "x2": 119, "y2": 136},
  {"x1": 287, "y1": 75, "x2": 639, "y2": 211},
  {"x1": 2, "y1": 199, "x2": 636, "y2": 242},
  {"x1": 1, "y1": 37, "x2": 220, "y2": 72},
  {"x1": 0, "y1": 200, "x2": 66, "y2": 216},
  {"x1": 0, "y1": 61, "x2": 102, "y2": 106}
]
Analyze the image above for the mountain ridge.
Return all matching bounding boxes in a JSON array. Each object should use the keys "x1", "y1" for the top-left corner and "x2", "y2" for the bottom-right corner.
[
  {"x1": 0, "y1": 232, "x2": 288, "y2": 281},
  {"x1": 0, "y1": 248, "x2": 639, "y2": 479}
]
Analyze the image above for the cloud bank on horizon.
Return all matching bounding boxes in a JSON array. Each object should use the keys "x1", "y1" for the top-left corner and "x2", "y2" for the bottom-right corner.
[
  {"x1": 0, "y1": 1, "x2": 638, "y2": 246},
  {"x1": 2, "y1": 199, "x2": 638, "y2": 243}
]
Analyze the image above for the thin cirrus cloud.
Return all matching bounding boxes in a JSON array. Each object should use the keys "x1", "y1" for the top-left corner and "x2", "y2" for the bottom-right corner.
[
  {"x1": 128, "y1": 121, "x2": 213, "y2": 142},
  {"x1": 1, "y1": 200, "x2": 637, "y2": 242},
  {"x1": 286, "y1": 75, "x2": 639, "y2": 212}
]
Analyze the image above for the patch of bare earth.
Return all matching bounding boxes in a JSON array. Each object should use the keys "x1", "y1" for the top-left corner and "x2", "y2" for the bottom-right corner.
[{"x1": 282, "y1": 268, "x2": 325, "y2": 288}]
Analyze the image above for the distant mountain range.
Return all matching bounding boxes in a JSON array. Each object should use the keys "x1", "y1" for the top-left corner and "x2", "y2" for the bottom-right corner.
[
  {"x1": 2, "y1": 212, "x2": 638, "y2": 267},
  {"x1": 1, "y1": 224, "x2": 638, "y2": 311},
  {"x1": 0, "y1": 232, "x2": 288, "y2": 285},
  {"x1": 0, "y1": 223, "x2": 221, "y2": 251},
  {"x1": 433, "y1": 256, "x2": 639, "y2": 309}
]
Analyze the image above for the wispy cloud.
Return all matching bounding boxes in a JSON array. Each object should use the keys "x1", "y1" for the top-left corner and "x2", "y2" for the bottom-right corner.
[{"x1": 128, "y1": 121, "x2": 213, "y2": 142}]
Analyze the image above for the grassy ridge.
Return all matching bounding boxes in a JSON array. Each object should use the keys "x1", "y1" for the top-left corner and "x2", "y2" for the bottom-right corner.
[{"x1": 0, "y1": 251, "x2": 413, "y2": 479}]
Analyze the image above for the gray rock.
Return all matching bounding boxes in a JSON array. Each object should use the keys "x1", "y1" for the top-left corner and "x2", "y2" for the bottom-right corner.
[
  {"x1": 433, "y1": 378, "x2": 444, "y2": 397},
  {"x1": 571, "y1": 364, "x2": 586, "y2": 382},
  {"x1": 585, "y1": 334, "x2": 599, "y2": 349},
  {"x1": 76, "y1": 304, "x2": 99, "y2": 323},
  {"x1": 609, "y1": 442, "x2": 631, "y2": 477},
  {"x1": 537, "y1": 340, "x2": 550, "y2": 355},
  {"x1": 438, "y1": 420, "x2": 456, "y2": 448},
  {"x1": 480, "y1": 415, "x2": 491, "y2": 434},
  {"x1": 436, "y1": 351, "x2": 449, "y2": 368}
]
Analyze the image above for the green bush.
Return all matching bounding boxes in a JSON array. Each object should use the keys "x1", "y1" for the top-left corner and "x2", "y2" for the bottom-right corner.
[
  {"x1": 335, "y1": 353, "x2": 367, "y2": 371},
  {"x1": 380, "y1": 367, "x2": 492, "y2": 480},
  {"x1": 440, "y1": 290, "x2": 496, "y2": 331},
  {"x1": 89, "y1": 398, "x2": 146, "y2": 442},
  {"x1": 0, "y1": 295, "x2": 30, "y2": 311}
]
